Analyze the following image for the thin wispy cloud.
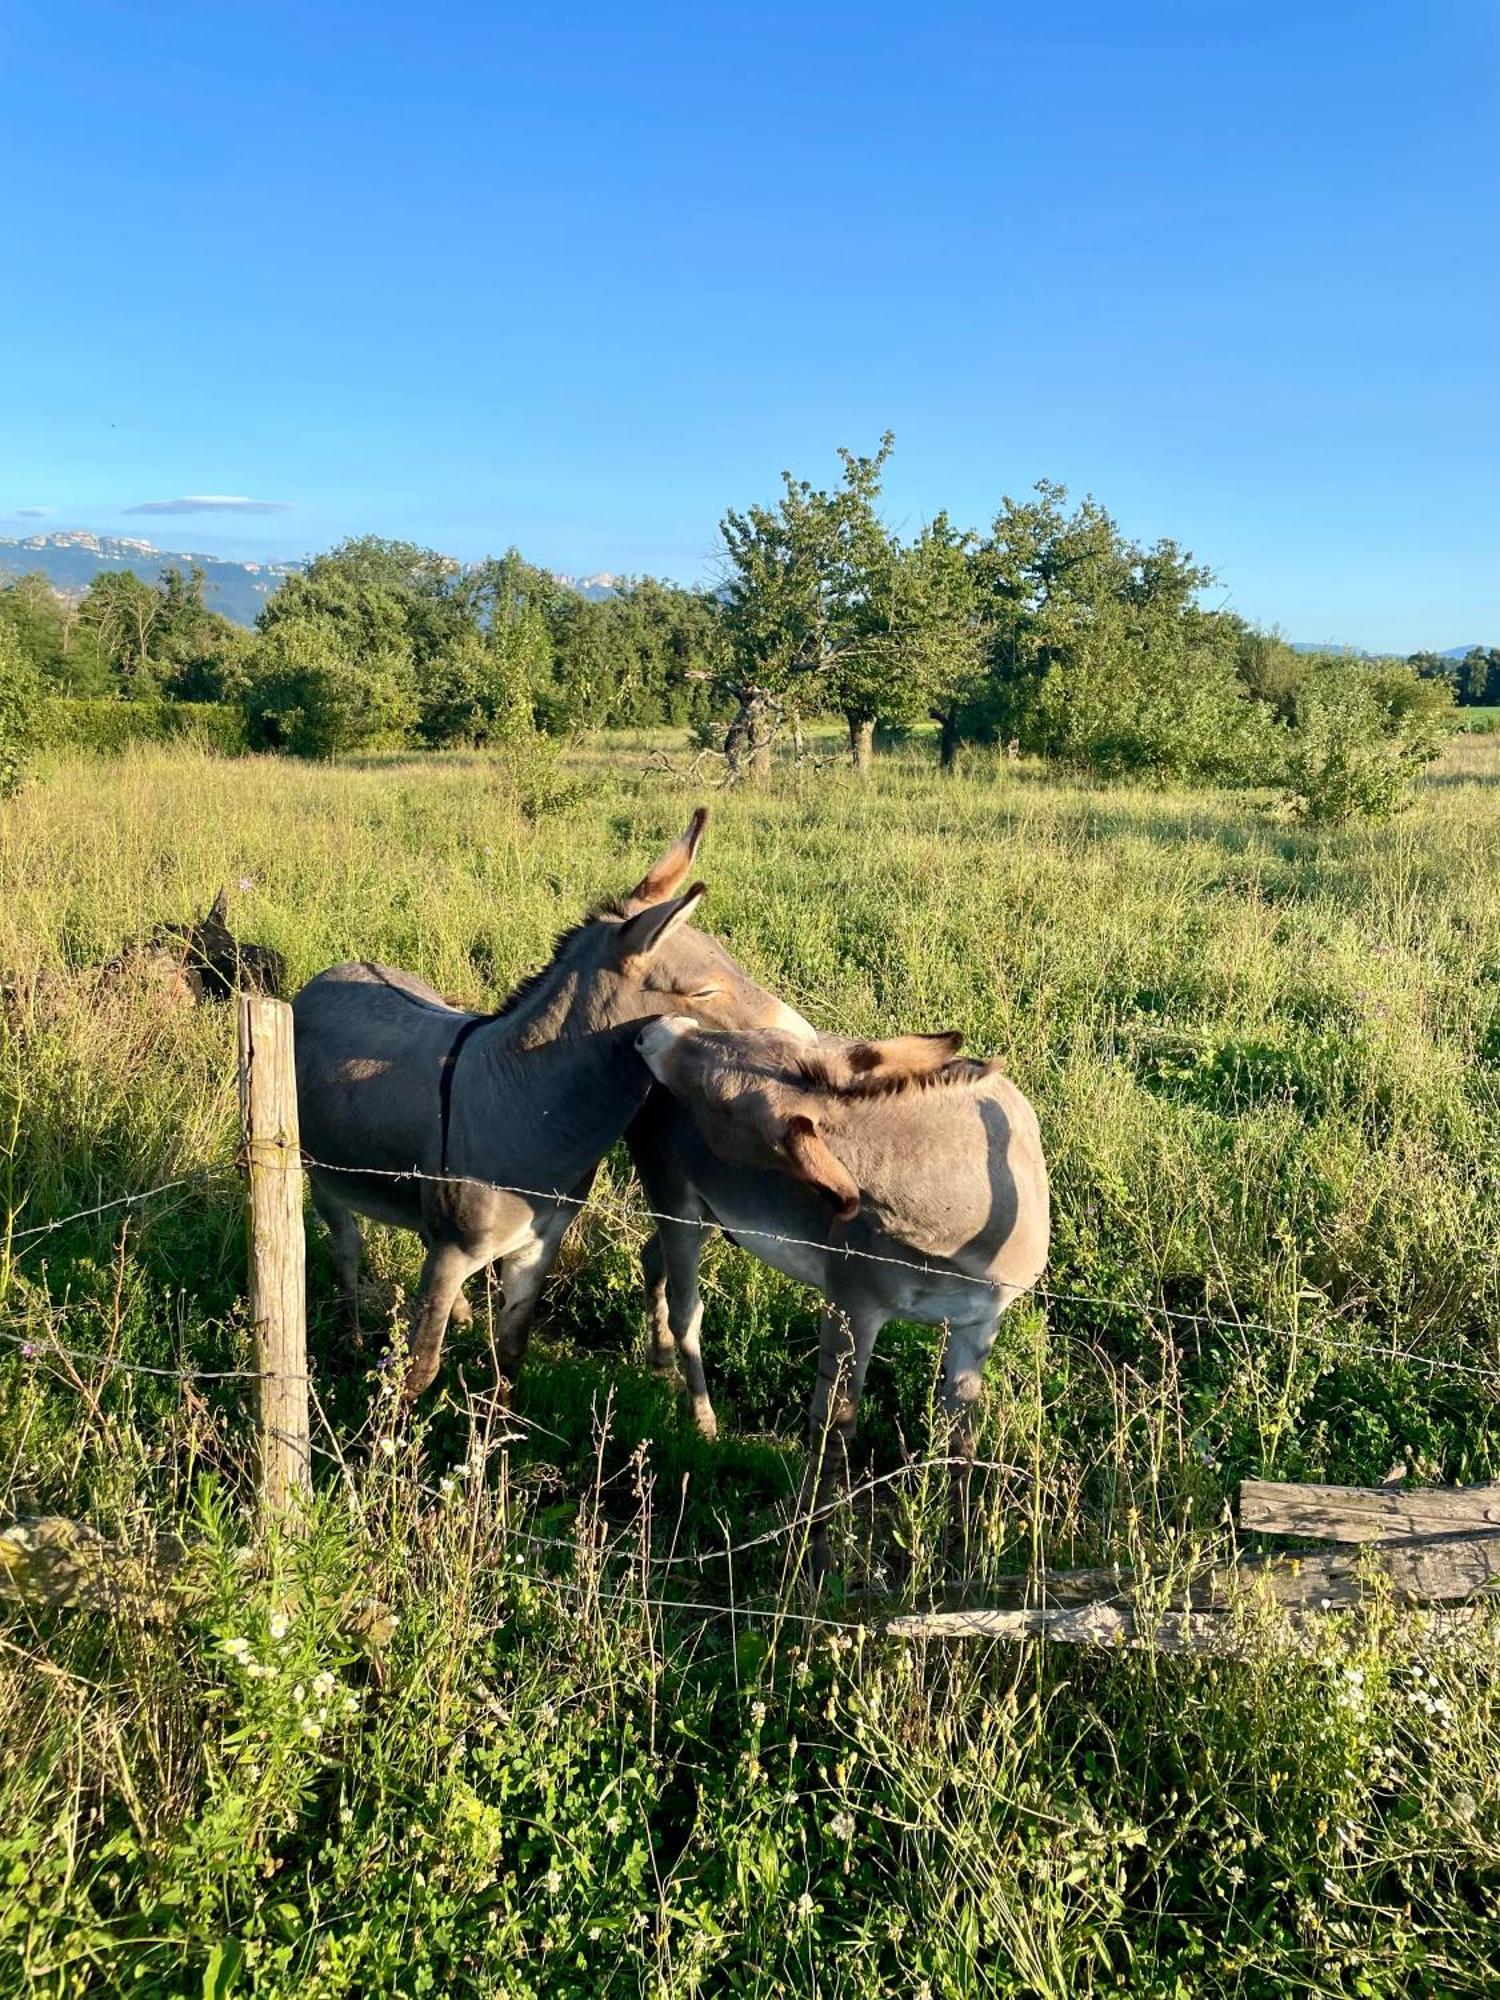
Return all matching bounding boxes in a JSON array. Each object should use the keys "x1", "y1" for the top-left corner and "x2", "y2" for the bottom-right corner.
[
  {"x1": 15, "y1": 507, "x2": 51, "y2": 518},
  {"x1": 125, "y1": 494, "x2": 291, "y2": 516}
]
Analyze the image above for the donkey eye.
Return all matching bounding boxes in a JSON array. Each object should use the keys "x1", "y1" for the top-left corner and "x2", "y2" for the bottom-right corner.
[{"x1": 687, "y1": 985, "x2": 723, "y2": 1002}]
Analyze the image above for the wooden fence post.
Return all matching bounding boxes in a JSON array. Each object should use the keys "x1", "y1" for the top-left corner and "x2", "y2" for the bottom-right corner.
[{"x1": 237, "y1": 996, "x2": 310, "y2": 1516}]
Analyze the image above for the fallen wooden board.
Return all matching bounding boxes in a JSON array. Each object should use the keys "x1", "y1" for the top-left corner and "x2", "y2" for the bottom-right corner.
[
  {"x1": 1240, "y1": 1478, "x2": 1500, "y2": 1544},
  {"x1": 889, "y1": 1530, "x2": 1500, "y2": 1649},
  {"x1": 886, "y1": 1600, "x2": 1240, "y2": 1654}
]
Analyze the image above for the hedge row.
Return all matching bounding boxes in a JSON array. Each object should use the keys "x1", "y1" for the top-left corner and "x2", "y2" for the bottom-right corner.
[{"x1": 41, "y1": 699, "x2": 250, "y2": 756}]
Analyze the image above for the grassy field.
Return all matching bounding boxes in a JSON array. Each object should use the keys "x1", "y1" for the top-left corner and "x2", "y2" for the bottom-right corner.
[{"x1": 3, "y1": 731, "x2": 1500, "y2": 1996}]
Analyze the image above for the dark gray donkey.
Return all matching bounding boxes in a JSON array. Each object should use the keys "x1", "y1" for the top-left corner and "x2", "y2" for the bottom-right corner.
[{"x1": 293, "y1": 810, "x2": 814, "y2": 1403}]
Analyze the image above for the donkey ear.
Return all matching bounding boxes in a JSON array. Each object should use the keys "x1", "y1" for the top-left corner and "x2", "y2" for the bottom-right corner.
[
  {"x1": 846, "y1": 1031, "x2": 963, "y2": 1080},
  {"x1": 624, "y1": 807, "x2": 709, "y2": 914},
  {"x1": 206, "y1": 887, "x2": 230, "y2": 927},
  {"x1": 616, "y1": 883, "x2": 707, "y2": 964},
  {"x1": 782, "y1": 1114, "x2": 860, "y2": 1222}
]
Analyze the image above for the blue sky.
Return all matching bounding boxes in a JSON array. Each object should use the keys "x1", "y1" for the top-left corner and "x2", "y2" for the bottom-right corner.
[{"x1": 1, "y1": 0, "x2": 1495, "y2": 650}]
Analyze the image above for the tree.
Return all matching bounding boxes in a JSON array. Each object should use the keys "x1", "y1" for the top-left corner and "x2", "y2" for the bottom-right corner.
[
  {"x1": 417, "y1": 629, "x2": 532, "y2": 745},
  {"x1": 76, "y1": 569, "x2": 164, "y2": 693},
  {"x1": 1280, "y1": 657, "x2": 1453, "y2": 822},
  {"x1": 962, "y1": 484, "x2": 1261, "y2": 780},
  {"x1": 153, "y1": 567, "x2": 250, "y2": 701},
  {"x1": 244, "y1": 614, "x2": 417, "y2": 757},
  {"x1": 894, "y1": 517, "x2": 986, "y2": 768},
  {"x1": 544, "y1": 578, "x2": 724, "y2": 732},
  {"x1": 0, "y1": 618, "x2": 43, "y2": 797},
  {"x1": 0, "y1": 573, "x2": 68, "y2": 685},
  {"x1": 718, "y1": 435, "x2": 899, "y2": 777},
  {"x1": 451, "y1": 550, "x2": 556, "y2": 731}
]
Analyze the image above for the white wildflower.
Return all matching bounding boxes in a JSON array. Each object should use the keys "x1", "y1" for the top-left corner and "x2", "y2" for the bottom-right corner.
[
  {"x1": 221, "y1": 1636, "x2": 252, "y2": 1662},
  {"x1": 312, "y1": 1671, "x2": 337, "y2": 1702},
  {"x1": 829, "y1": 1811, "x2": 855, "y2": 1842},
  {"x1": 268, "y1": 1611, "x2": 290, "y2": 1641},
  {"x1": 543, "y1": 1866, "x2": 563, "y2": 1895}
]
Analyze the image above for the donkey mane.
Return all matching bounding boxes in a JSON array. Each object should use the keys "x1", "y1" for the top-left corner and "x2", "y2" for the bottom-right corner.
[
  {"x1": 792, "y1": 1051, "x2": 997, "y2": 1101},
  {"x1": 487, "y1": 909, "x2": 621, "y2": 1021}
]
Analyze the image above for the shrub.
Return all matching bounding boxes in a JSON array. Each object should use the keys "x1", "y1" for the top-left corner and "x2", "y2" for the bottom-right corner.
[
  {"x1": 244, "y1": 616, "x2": 417, "y2": 757},
  {"x1": 41, "y1": 697, "x2": 250, "y2": 756},
  {"x1": 416, "y1": 630, "x2": 534, "y2": 746},
  {"x1": 1281, "y1": 659, "x2": 1453, "y2": 823},
  {"x1": 0, "y1": 618, "x2": 43, "y2": 795}
]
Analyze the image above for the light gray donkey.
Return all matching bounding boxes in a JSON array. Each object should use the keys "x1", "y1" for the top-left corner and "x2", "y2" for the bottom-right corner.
[
  {"x1": 632, "y1": 1017, "x2": 1050, "y2": 1570},
  {"x1": 293, "y1": 810, "x2": 814, "y2": 1403}
]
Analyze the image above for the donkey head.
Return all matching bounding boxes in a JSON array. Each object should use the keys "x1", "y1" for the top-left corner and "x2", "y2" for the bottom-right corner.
[
  {"x1": 583, "y1": 809, "x2": 817, "y2": 1040},
  {"x1": 635, "y1": 1020, "x2": 974, "y2": 1222}
]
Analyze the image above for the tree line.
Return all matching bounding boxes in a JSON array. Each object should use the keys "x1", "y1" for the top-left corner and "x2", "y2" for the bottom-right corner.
[{"x1": 1, "y1": 436, "x2": 1466, "y2": 816}]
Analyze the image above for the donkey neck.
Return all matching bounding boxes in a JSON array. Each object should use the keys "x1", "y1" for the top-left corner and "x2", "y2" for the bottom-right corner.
[
  {"x1": 482, "y1": 918, "x2": 626, "y2": 1053},
  {"x1": 452, "y1": 1011, "x2": 648, "y2": 1191}
]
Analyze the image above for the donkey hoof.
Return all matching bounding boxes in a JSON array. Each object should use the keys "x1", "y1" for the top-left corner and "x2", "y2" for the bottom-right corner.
[
  {"x1": 448, "y1": 1292, "x2": 474, "y2": 1329},
  {"x1": 691, "y1": 1398, "x2": 719, "y2": 1444}
]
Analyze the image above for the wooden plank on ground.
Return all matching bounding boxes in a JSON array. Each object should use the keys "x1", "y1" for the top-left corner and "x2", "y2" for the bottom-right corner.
[
  {"x1": 889, "y1": 1531, "x2": 1500, "y2": 1647},
  {"x1": 1240, "y1": 1479, "x2": 1500, "y2": 1543}
]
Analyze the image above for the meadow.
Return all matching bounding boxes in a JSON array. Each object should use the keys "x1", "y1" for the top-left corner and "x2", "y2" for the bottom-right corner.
[{"x1": 3, "y1": 730, "x2": 1500, "y2": 1997}]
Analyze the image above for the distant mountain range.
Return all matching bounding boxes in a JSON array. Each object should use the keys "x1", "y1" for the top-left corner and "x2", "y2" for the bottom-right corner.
[
  {"x1": 553, "y1": 572, "x2": 620, "y2": 601},
  {"x1": 0, "y1": 531, "x2": 297, "y2": 627},
  {"x1": 0, "y1": 533, "x2": 625, "y2": 624},
  {"x1": 1289, "y1": 641, "x2": 1490, "y2": 662}
]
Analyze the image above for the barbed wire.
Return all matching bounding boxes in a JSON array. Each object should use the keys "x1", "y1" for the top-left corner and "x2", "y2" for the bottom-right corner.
[
  {"x1": 4, "y1": 1162, "x2": 235, "y2": 1245},
  {"x1": 4, "y1": 1149, "x2": 1499, "y2": 1389}
]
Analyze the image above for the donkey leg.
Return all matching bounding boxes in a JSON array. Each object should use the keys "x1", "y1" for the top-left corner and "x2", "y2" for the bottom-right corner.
[
  {"x1": 937, "y1": 1290, "x2": 1018, "y2": 1449},
  {"x1": 310, "y1": 1180, "x2": 365, "y2": 1337},
  {"x1": 937, "y1": 1290, "x2": 1018, "y2": 1556},
  {"x1": 798, "y1": 1299, "x2": 884, "y2": 1583},
  {"x1": 419, "y1": 1224, "x2": 476, "y2": 1328},
  {"x1": 641, "y1": 1232, "x2": 677, "y2": 1376},
  {"x1": 656, "y1": 1216, "x2": 718, "y2": 1441},
  {"x1": 402, "y1": 1242, "x2": 489, "y2": 1404},
  {"x1": 492, "y1": 1209, "x2": 572, "y2": 1398}
]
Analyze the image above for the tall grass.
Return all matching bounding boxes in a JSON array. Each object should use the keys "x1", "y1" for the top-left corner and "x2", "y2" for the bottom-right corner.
[{"x1": 3, "y1": 735, "x2": 1500, "y2": 1994}]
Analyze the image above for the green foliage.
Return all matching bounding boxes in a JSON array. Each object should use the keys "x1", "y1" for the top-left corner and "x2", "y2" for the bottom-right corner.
[
  {"x1": 1280, "y1": 657, "x2": 1454, "y2": 823},
  {"x1": 41, "y1": 697, "x2": 250, "y2": 755},
  {"x1": 0, "y1": 572, "x2": 70, "y2": 684},
  {"x1": 245, "y1": 615, "x2": 417, "y2": 757},
  {"x1": 0, "y1": 617, "x2": 43, "y2": 795},
  {"x1": 718, "y1": 435, "x2": 973, "y2": 767},
  {"x1": 543, "y1": 578, "x2": 724, "y2": 732},
  {"x1": 415, "y1": 629, "x2": 531, "y2": 746},
  {"x1": 966, "y1": 484, "x2": 1259, "y2": 782}
]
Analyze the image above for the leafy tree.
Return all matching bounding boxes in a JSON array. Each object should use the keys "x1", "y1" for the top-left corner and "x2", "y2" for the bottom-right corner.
[
  {"x1": 0, "y1": 573, "x2": 69, "y2": 685},
  {"x1": 244, "y1": 614, "x2": 416, "y2": 757},
  {"x1": 545, "y1": 579, "x2": 723, "y2": 732},
  {"x1": 449, "y1": 550, "x2": 556, "y2": 730},
  {"x1": 153, "y1": 567, "x2": 251, "y2": 701},
  {"x1": 1280, "y1": 657, "x2": 1453, "y2": 822},
  {"x1": 0, "y1": 618, "x2": 43, "y2": 796},
  {"x1": 1459, "y1": 647, "x2": 1500, "y2": 706},
  {"x1": 76, "y1": 569, "x2": 164, "y2": 693},
  {"x1": 417, "y1": 629, "x2": 532, "y2": 746},
  {"x1": 966, "y1": 484, "x2": 1258, "y2": 779},
  {"x1": 718, "y1": 435, "x2": 899, "y2": 777}
]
